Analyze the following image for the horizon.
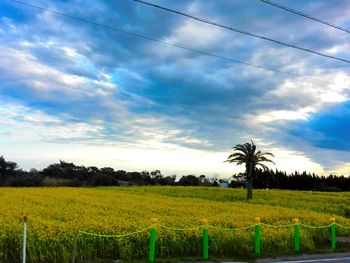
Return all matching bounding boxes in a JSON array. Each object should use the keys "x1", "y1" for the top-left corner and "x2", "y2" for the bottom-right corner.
[
  {"x1": 1, "y1": 0, "x2": 350, "y2": 177},
  {"x1": 2, "y1": 155, "x2": 350, "y2": 179}
]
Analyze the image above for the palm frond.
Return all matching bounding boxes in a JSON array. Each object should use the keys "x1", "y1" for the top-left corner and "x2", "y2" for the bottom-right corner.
[
  {"x1": 226, "y1": 140, "x2": 274, "y2": 177},
  {"x1": 256, "y1": 163, "x2": 270, "y2": 171},
  {"x1": 226, "y1": 157, "x2": 247, "y2": 163},
  {"x1": 256, "y1": 151, "x2": 274, "y2": 157},
  {"x1": 233, "y1": 144, "x2": 248, "y2": 155},
  {"x1": 227, "y1": 152, "x2": 246, "y2": 159},
  {"x1": 256, "y1": 156, "x2": 275, "y2": 164}
]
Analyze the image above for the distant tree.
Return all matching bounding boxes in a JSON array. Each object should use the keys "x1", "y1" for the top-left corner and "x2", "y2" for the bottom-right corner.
[
  {"x1": 87, "y1": 166, "x2": 99, "y2": 174},
  {"x1": 158, "y1": 175, "x2": 176, "y2": 186},
  {"x1": 150, "y1": 170, "x2": 163, "y2": 185},
  {"x1": 0, "y1": 156, "x2": 18, "y2": 173},
  {"x1": 225, "y1": 140, "x2": 274, "y2": 200},
  {"x1": 199, "y1": 175, "x2": 211, "y2": 186},
  {"x1": 100, "y1": 167, "x2": 115, "y2": 176},
  {"x1": 29, "y1": 168, "x2": 38, "y2": 174},
  {"x1": 115, "y1": 170, "x2": 127, "y2": 180},
  {"x1": 42, "y1": 160, "x2": 88, "y2": 184},
  {"x1": 0, "y1": 156, "x2": 18, "y2": 184},
  {"x1": 178, "y1": 175, "x2": 200, "y2": 186},
  {"x1": 141, "y1": 171, "x2": 153, "y2": 185}
]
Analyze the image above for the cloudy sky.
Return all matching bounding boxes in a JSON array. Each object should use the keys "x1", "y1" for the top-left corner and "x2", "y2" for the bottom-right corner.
[{"x1": 1, "y1": 0, "x2": 349, "y2": 177}]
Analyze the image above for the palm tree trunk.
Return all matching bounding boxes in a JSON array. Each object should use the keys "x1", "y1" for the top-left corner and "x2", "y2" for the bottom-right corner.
[
  {"x1": 247, "y1": 178, "x2": 253, "y2": 200},
  {"x1": 246, "y1": 162, "x2": 253, "y2": 200}
]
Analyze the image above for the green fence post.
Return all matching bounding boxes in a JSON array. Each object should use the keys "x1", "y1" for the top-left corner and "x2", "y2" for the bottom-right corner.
[
  {"x1": 293, "y1": 218, "x2": 300, "y2": 253},
  {"x1": 330, "y1": 218, "x2": 336, "y2": 252},
  {"x1": 148, "y1": 218, "x2": 158, "y2": 263},
  {"x1": 254, "y1": 217, "x2": 261, "y2": 256},
  {"x1": 201, "y1": 219, "x2": 209, "y2": 260}
]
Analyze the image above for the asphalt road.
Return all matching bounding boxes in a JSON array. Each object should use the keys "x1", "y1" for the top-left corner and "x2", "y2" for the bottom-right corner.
[
  {"x1": 256, "y1": 252, "x2": 350, "y2": 263},
  {"x1": 182, "y1": 253, "x2": 350, "y2": 263}
]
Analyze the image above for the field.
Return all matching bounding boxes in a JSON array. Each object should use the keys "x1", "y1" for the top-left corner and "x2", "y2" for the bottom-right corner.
[{"x1": 0, "y1": 187, "x2": 349, "y2": 262}]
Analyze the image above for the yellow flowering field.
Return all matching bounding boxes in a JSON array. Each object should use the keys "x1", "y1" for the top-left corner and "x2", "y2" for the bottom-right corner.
[{"x1": 0, "y1": 187, "x2": 349, "y2": 262}]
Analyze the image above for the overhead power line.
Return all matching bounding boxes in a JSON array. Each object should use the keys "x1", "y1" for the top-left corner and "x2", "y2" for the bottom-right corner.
[
  {"x1": 259, "y1": 0, "x2": 350, "y2": 34},
  {"x1": 133, "y1": 0, "x2": 350, "y2": 64},
  {"x1": 11, "y1": 0, "x2": 337, "y2": 86}
]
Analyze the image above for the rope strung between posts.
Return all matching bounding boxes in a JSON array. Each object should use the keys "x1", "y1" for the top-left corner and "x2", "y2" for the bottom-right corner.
[
  {"x1": 300, "y1": 224, "x2": 332, "y2": 229},
  {"x1": 159, "y1": 225, "x2": 200, "y2": 231},
  {"x1": 79, "y1": 227, "x2": 150, "y2": 238},
  {"x1": 261, "y1": 223, "x2": 295, "y2": 228},
  {"x1": 335, "y1": 223, "x2": 350, "y2": 229},
  {"x1": 208, "y1": 224, "x2": 256, "y2": 231},
  {"x1": 76, "y1": 221, "x2": 350, "y2": 237}
]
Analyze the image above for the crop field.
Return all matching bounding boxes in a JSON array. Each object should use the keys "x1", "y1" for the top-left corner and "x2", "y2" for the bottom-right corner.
[{"x1": 0, "y1": 187, "x2": 349, "y2": 262}]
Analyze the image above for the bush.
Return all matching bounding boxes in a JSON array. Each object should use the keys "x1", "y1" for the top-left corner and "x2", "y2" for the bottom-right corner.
[
  {"x1": 42, "y1": 177, "x2": 82, "y2": 187},
  {"x1": 87, "y1": 174, "x2": 120, "y2": 186},
  {"x1": 3, "y1": 175, "x2": 42, "y2": 187}
]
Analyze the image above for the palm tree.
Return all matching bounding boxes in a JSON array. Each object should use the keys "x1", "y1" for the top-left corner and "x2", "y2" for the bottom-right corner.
[{"x1": 225, "y1": 140, "x2": 274, "y2": 200}]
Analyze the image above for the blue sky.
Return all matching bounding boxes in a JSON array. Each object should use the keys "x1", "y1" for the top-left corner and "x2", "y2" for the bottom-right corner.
[{"x1": 0, "y1": 0, "x2": 349, "y2": 177}]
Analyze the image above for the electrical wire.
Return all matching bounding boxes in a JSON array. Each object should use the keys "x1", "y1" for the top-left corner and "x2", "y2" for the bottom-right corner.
[
  {"x1": 133, "y1": 0, "x2": 350, "y2": 64},
  {"x1": 259, "y1": 0, "x2": 350, "y2": 34}
]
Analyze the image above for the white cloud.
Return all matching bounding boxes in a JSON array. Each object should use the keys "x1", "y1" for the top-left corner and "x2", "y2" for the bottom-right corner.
[
  {"x1": 0, "y1": 100, "x2": 103, "y2": 140},
  {"x1": 0, "y1": 46, "x2": 85, "y2": 92},
  {"x1": 164, "y1": 19, "x2": 228, "y2": 49},
  {"x1": 255, "y1": 107, "x2": 315, "y2": 123},
  {"x1": 268, "y1": 72, "x2": 350, "y2": 110},
  {"x1": 329, "y1": 162, "x2": 350, "y2": 176},
  {"x1": 0, "y1": 100, "x2": 235, "y2": 176},
  {"x1": 271, "y1": 147, "x2": 324, "y2": 174}
]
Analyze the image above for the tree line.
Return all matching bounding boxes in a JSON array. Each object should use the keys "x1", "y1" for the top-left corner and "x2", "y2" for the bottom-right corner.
[
  {"x1": 236, "y1": 169, "x2": 350, "y2": 191},
  {"x1": 0, "y1": 156, "x2": 349, "y2": 190}
]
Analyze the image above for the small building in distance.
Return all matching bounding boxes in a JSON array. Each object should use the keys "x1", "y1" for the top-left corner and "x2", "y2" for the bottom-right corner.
[{"x1": 219, "y1": 181, "x2": 229, "y2": 188}]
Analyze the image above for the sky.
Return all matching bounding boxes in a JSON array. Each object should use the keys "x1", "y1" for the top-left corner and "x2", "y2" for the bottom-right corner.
[{"x1": 0, "y1": 0, "x2": 349, "y2": 177}]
